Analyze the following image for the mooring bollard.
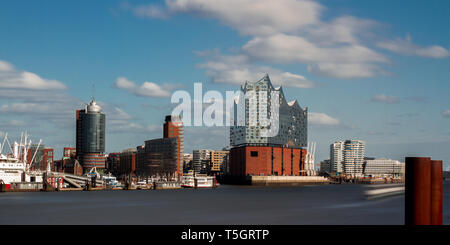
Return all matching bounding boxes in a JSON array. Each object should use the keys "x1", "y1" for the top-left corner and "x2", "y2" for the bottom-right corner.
[
  {"x1": 430, "y1": 160, "x2": 443, "y2": 225},
  {"x1": 405, "y1": 157, "x2": 443, "y2": 225},
  {"x1": 405, "y1": 157, "x2": 431, "y2": 225}
]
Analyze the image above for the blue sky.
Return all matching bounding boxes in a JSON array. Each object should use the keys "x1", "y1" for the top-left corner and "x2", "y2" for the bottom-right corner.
[{"x1": 0, "y1": 0, "x2": 449, "y2": 170}]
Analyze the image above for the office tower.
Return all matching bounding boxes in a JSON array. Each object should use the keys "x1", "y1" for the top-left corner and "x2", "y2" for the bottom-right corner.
[
  {"x1": 163, "y1": 115, "x2": 183, "y2": 176},
  {"x1": 136, "y1": 115, "x2": 183, "y2": 180},
  {"x1": 76, "y1": 97, "x2": 106, "y2": 171},
  {"x1": 137, "y1": 138, "x2": 178, "y2": 179},
  {"x1": 229, "y1": 74, "x2": 308, "y2": 177},
  {"x1": 330, "y1": 140, "x2": 365, "y2": 176}
]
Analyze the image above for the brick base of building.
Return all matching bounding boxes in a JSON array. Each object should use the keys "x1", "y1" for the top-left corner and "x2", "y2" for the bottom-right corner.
[{"x1": 229, "y1": 145, "x2": 307, "y2": 177}]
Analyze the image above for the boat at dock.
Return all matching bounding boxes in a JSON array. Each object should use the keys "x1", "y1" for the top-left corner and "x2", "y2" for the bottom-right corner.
[
  {"x1": 0, "y1": 132, "x2": 45, "y2": 191},
  {"x1": 181, "y1": 174, "x2": 218, "y2": 188}
]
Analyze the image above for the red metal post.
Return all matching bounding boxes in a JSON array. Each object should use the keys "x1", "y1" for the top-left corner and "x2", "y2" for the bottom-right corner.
[
  {"x1": 405, "y1": 157, "x2": 431, "y2": 225},
  {"x1": 430, "y1": 160, "x2": 443, "y2": 225}
]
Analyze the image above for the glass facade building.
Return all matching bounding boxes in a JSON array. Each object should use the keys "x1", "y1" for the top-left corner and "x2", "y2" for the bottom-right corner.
[
  {"x1": 230, "y1": 74, "x2": 307, "y2": 148},
  {"x1": 76, "y1": 98, "x2": 106, "y2": 169}
]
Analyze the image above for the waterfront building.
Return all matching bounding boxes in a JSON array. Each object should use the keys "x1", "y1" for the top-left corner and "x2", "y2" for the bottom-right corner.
[
  {"x1": 343, "y1": 140, "x2": 365, "y2": 176},
  {"x1": 319, "y1": 159, "x2": 331, "y2": 174},
  {"x1": 330, "y1": 141, "x2": 344, "y2": 173},
  {"x1": 137, "y1": 138, "x2": 178, "y2": 179},
  {"x1": 230, "y1": 74, "x2": 307, "y2": 148},
  {"x1": 118, "y1": 148, "x2": 137, "y2": 178},
  {"x1": 229, "y1": 74, "x2": 308, "y2": 177},
  {"x1": 26, "y1": 145, "x2": 54, "y2": 171},
  {"x1": 193, "y1": 149, "x2": 212, "y2": 174},
  {"x1": 135, "y1": 115, "x2": 183, "y2": 180},
  {"x1": 163, "y1": 115, "x2": 183, "y2": 176},
  {"x1": 60, "y1": 158, "x2": 83, "y2": 176},
  {"x1": 330, "y1": 140, "x2": 365, "y2": 176},
  {"x1": 76, "y1": 97, "x2": 106, "y2": 171},
  {"x1": 363, "y1": 158, "x2": 405, "y2": 178},
  {"x1": 106, "y1": 152, "x2": 120, "y2": 176},
  {"x1": 182, "y1": 153, "x2": 193, "y2": 173},
  {"x1": 210, "y1": 150, "x2": 229, "y2": 175},
  {"x1": 63, "y1": 147, "x2": 76, "y2": 158}
]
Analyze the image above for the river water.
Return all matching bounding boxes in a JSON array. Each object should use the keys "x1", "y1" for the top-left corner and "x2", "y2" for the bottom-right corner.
[{"x1": 0, "y1": 182, "x2": 448, "y2": 225}]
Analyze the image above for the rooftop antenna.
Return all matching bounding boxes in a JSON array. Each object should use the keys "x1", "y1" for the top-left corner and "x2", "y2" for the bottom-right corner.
[{"x1": 92, "y1": 83, "x2": 95, "y2": 101}]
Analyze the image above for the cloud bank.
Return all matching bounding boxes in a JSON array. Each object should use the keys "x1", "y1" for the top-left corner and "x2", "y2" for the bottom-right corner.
[{"x1": 124, "y1": 0, "x2": 449, "y2": 82}]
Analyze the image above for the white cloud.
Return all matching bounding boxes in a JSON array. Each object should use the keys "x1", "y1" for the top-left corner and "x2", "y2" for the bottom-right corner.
[
  {"x1": 0, "y1": 120, "x2": 27, "y2": 128},
  {"x1": 0, "y1": 60, "x2": 67, "y2": 90},
  {"x1": 127, "y1": 0, "x2": 322, "y2": 36},
  {"x1": 243, "y1": 34, "x2": 388, "y2": 79},
  {"x1": 0, "y1": 103, "x2": 59, "y2": 114},
  {"x1": 377, "y1": 35, "x2": 449, "y2": 58},
  {"x1": 370, "y1": 94, "x2": 400, "y2": 104},
  {"x1": 196, "y1": 51, "x2": 315, "y2": 88},
  {"x1": 124, "y1": 0, "x2": 448, "y2": 80},
  {"x1": 306, "y1": 16, "x2": 380, "y2": 45},
  {"x1": 114, "y1": 77, "x2": 172, "y2": 98},
  {"x1": 308, "y1": 112, "x2": 340, "y2": 126},
  {"x1": 122, "y1": 2, "x2": 169, "y2": 19},
  {"x1": 443, "y1": 110, "x2": 450, "y2": 117}
]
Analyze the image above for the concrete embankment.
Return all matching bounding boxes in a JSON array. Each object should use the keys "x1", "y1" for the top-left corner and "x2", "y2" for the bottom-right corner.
[
  {"x1": 250, "y1": 176, "x2": 329, "y2": 186},
  {"x1": 219, "y1": 175, "x2": 329, "y2": 186}
]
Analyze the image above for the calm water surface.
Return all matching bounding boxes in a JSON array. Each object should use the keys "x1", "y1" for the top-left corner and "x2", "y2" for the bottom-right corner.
[{"x1": 0, "y1": 182, "x2": 448, "y2": 225}]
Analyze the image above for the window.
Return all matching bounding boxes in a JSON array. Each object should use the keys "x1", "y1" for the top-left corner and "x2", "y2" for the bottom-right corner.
[{"x1": 250, "y1": 151, "x2": 258, "y2": 157}]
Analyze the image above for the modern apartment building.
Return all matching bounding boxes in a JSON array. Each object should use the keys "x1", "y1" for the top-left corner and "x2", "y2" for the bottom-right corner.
[
  {"x1": 330, "y1": 140, "x2": 365, "y2": 176},
  {"x1": 210, "y1": 150, "x2": 229, "y2": 174}
]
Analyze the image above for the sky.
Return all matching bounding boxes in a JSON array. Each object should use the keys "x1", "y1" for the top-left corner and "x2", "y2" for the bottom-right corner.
[{"x1": 0, "y1": 0, "x2": 449, "y2": 170}]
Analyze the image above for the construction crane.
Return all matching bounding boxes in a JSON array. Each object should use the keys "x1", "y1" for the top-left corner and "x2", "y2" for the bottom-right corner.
[{"x1": 305, "y1": 142, "x2": 316, "y2": 176}]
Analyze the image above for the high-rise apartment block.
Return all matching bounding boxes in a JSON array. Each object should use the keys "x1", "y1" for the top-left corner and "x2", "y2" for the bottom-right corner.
[
  {"x1": 330, "y1": 141, "x2": 345, "y2": 173},
  {"x1": 330, "y1": 140, "x2": 365, "y2": 176}
]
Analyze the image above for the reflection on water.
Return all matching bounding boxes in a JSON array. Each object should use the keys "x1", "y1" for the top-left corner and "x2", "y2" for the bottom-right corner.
[{"x1": 0, "y1": 182, "x2": 448, "y2": 225}]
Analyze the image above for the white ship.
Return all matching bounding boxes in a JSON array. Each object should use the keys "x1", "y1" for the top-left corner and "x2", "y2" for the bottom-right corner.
[
  {"x1": 0, "y1": 132, "x2": 44, "y2": 190},
  {"x1": 181, "y1": 173, "x2": 218, "y2": 188}
]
